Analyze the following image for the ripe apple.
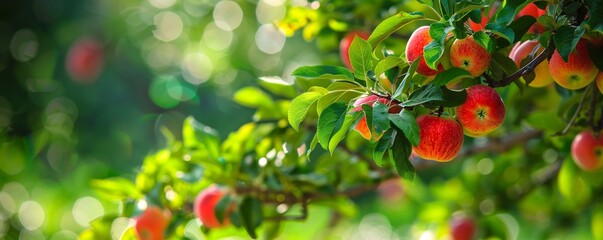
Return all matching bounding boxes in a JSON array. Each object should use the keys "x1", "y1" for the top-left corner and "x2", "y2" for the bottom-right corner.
[
  {"x1": 405, "y1": 26, "x2": 445, "y2": 76},
  {"x1": 450, "y1": 215, "x2": 476, "y2": 240},
  {"x1": 596, "y1": 72, "x2": 603, "y2": 94},
  {"x1": 549, "y1": 39, "x2": 598, "y2": 90},
  {"x1": 455, "y1": 85, "x2": 505, "y2": 137},
  {"x1": 450, "y1": 35, "x2": 491, "y2": 77},
  {"x1": 413, "y1": 115, "x2": 464, "y2": 162},
  {"x1": 135, "y1": 206, "x2": 169, "y2": 240},
  {"x1": 66, "y1": 37, "x2": 104, "y2": 84},
  {"x1": 350, "y1": 95, "x2": 402, "y2": 141},
  {"x1": 194, "y1": 185, "x2": 232, "y2": 228},
  {"x1": 516, "y1": 3, "x2": 546, "y2": 34},
  {"x1": 509, "y1": 40, "x2": 553, "y2": 87},
  {"x1": 340, "y1": 31, "x2": 370, "y2": 70},
  {"x1": 571, "y1": 130, "x2": 603, "y2": 171}
]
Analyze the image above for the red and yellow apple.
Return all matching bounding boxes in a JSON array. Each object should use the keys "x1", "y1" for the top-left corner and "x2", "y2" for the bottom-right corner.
[
  {"x1": 413, "y1": 114, "x2": 464, "y2": 162},
  {"x1": 516, "y1": 3, "x2": 546, "y2": 34},
  {"x1": 509, "y1": 40, "x2": 553, "y2": 87},
  {"x1": 549, "y1": 39, "x2": 598, "y2": 90},
  {"x1": 194, "y1": 185, "x2": 232, "y2": 228},
  {"x1": 450, "y1": 35, "x2": 491, "y2": 77},
  {"x1": 455, "y1": 85, "x2": 505, "y2": 137},
  {"x1": 351, "y1": 95, "x2": 402, "y2": 141},
  {"x1": 596, "y1": 71, "x2": 603, "y2": 94},
  {"x1": 66, "y1": 37, "x2": 104, "y2": 84},
  {"x1": 450, "y1": 215, "x2": 476, "y2": 240},
  {"x1": 135, "y1": 206, "x2": 169, "y2": 240},
  {"x1": 571, "y1": 130, "x2": 603, "y2": 171},
  {"x1": 340, "y1": 30, "x2": 370, "y2": 70},
  {"x1": 405, "y1": 26, "x2": 445, "y2": 76}
]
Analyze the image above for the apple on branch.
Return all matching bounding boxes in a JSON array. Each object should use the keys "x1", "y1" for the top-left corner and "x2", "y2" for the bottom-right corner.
[
  {"x1": 549, "y1": 38, "x2": 598, "y2": 90},
  {"x1": 350, "y1": 95, "x2": 402, "y2": 141},
  {"x1": 449, "y1": 35, "x2": 491, "y2": 77},
  {"x1": 194, "y1": 185, "x2": 233, "y2": 228},
  {"x1": 413, "y1": 114, "x2": 464, "y2": 162},
  {"x1": 135, "y1": 206, "x2": 170, "y2": 240},
  {"x1": 455, "y1": 85, "x2": 506, "y2": 137},
  {"x1": 405, "y1": 26, "x2": 444, "y2": 76},
  {"x1": 571, "y1": 130, "x2": 603, "y2": 171}
]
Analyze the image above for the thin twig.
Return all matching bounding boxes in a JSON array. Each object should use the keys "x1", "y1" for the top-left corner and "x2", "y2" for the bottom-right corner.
[
  {"x1": 555, "y1": 84, "x2": 593, "y2": 136},
  {"x1": 510, "y1": 158, "x2": 563, "y2": 200}
]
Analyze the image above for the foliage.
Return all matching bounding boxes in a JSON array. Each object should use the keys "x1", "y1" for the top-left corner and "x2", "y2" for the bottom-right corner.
[{"x1": 3, "y1": 0, "x2": 603, "y2": 239}]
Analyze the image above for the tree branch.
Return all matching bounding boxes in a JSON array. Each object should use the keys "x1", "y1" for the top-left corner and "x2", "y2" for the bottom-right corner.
[
  {"x1": 487, "y1": 41, "x2": 555, "y2": 88},
  {"x1": 555, "y1": 84, "x2": 593, "y2": 136}
]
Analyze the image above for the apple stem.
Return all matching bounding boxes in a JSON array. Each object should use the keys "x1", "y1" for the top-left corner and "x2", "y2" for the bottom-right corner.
[
  {"x1": 486, "y1": 40, "x2": 555, "y2": 88},
  {"x1": 435, "y1": 106, "x2": 444, "y2": 117},
  {"x1": 555, "y1": 84, "x2": 593, "y2": 136}
]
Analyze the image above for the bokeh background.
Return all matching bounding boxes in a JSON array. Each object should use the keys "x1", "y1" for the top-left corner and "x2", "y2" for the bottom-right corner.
[{"x1": 1, "y1": 0, "x2": 602, "y2": 239}]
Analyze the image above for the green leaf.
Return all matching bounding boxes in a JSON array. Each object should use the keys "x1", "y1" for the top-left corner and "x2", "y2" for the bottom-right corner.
[
  {"x1": 288, "y1": 92, "x2": 324, "y2": 131},
  {"x1": 402, "y1": 85, "x2": 467, "y2": 107},
  {"x1": 258, "y1": 76, "x2": 297, "y2": 98},
  {"x1": 553, "y1": 25, "x2": 585, "y2": 62},
  {"x1": 525, "y1": 111, "x2": 565, "y2": 132},
  {"x1": 349, "y1": 36, "x2": 374, "y2": 81},
  {"x1": 485, "y1": 23, "x2": 515, "y2": 43},
  {"x1": 508, "y1": 16, "x2": 537, "y2": 47},
  {"x1": 91, "y1": 177, "x2": 142, "y2": 200},
  {"x1": 431, "y1": 68, "x2": 473, "y2": 86},
  {"x1": 239, "y1": 197, "x2": 263, "y2": 239},
  {"x1": 326, "y1": 81, "x2": 363, "y2": 91},
  {"x1": 214, "y1": 194, "x2": 232, "y2": 225},
  {"x1": 392, "y1": 58, "x2": 420, "y2": 100},
  {"x1": 374, "y1": 56, "x2": 406, "y2": 79},
  {"x1": 473, "y1": 31, "x2": 494, "y2": 53},
  {"x1": 368, "y1": 12, "x2": 424, "y2": 48},
  {"x1": 372, "y1": 102, "x2": 391, "y2": 135},
  {"x1": 537, "y1": 15, "x2": 556, "y2": 29},
  {"x1": 373, "y1": 129, "x2": 394, "y2": 167},
  {"x1": 328, "y1": 111, "x2": 362, "y2": 154},
  {"x1": 233, "y1": 87, "x2": 273, "y2": 109},
  {"x1": 183, "y1": 117, "x2": 220, "y2": 158},
  {"x1": 388, "y1": 131, "x2": 415, "y2": 181},
  {"x1": 292, "y1": 65, "x2": 354, "y2": 80},
  {"x1": 317, "y1": 102, "x2": 348, "y2": 150},
  {"x1": 388, "y1": 110, "x2": 420, "y2": 147},
  {"x1": 317, "y1": 90, "x2": 362, "y2": 114},
  {"x1": 424, "y1": 40, "x2": 445, "y2": 70},
  {"x1": 593, "y1": 204, "x2": 603, "y2": 240}
]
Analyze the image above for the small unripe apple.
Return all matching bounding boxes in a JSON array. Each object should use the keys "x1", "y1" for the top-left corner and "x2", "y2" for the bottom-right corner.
[
  {"x1": 449, "y1": 35, "x2": 491, "y2": 77},
  {"x1": 405, "y1": 26, "x2": 444, "y2": 76},
  {"x1": 571, "y1": 130, "x2": 603, "y2": 171},
  {"x1": 135, "y1": 206, "x2": 169, "y2": 240},
  {"x1": 456, "y1": 85, "x2": 505, "y2": 137},
  {"x1": 340, "y1": 31, "x2": 370, "y2": 70},
  {"x1": 350, "y1": 95, "x2": 402, "y2": 141},
  {"x1": 450, "y1": 215, "x2": 476, "y2": 240},
  {"x1": 66, "y1": 37, "x2": 104, "y2": 84},
  {"x1": 549, "y1": 39, "x2": 598, "y2": 90},
  {"x1": 413, "y1": 115, "x2": 464, "y2": 162},
  {"x1": 516, "y1": 3, "x2": 546, "y2": 34},
  {"x1": 194, "y1": 185, "x2": 232, "y2": 228}
]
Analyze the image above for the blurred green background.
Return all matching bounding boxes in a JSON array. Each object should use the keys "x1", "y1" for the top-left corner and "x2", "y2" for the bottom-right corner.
[{"x1": 1, "y1": 0, "x2": 602, "y2": 239}]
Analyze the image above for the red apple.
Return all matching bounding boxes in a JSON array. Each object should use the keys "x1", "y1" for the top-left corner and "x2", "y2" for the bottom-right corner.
[
  {"x1": 571, "y1": 130, "x2": 603, "y2": 171},
  {"x1": 340, "y1": 31, "x2": 370, "y2": 70},
  {"x1": 413, "y1": 115, "x2": 464, "y2": 162},
  {"x1": 350, "y1": 95, "x2": 402, "y2": 141},
  {"x1": 194, "y1": 185, "x2": 232, "y2": 228},
  {"x1": 450, "y1": 215, "x2": 476, "y2": 240},
  {"x1": 516, "y1": 3, "x2": 546, "y2": 34},
  {"x1": 455, "y1": 85, "x2": 505, "y2": 137},
  {"x1": 66, "y1": 37, "x2": 104, "y2": 84},
  {"x1": 135, "y1": 206, "x2": 169, "y2": 240},
  {"x1": 450, "y1": 35, "x2": 491, "y2": 77},
  {"x1": 405, "y1": 26, "x2": 445, "y2": 76},
  {"x1": 549, "y1": 39, "x2": 598, "y2": 90}
]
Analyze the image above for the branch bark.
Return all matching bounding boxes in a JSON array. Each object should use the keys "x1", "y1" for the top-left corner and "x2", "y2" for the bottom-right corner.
[{"x1": 487, "y1": 41, "x2": 555, "y2": 88}]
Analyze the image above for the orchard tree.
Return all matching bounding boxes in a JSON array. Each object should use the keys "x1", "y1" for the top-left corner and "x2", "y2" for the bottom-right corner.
[{"x1": 85, "y1": 0, "x2": 603, "y2": 239}]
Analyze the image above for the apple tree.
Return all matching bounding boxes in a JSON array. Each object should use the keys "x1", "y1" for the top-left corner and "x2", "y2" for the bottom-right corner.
[{"x1": 85, "y1": 0, "x2": 603, "y2": 239}]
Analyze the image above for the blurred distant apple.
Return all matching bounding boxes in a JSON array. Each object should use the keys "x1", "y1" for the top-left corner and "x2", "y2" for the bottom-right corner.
[{"x1": 66, "y1": 37, "x2": 104, "y2": 84}]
